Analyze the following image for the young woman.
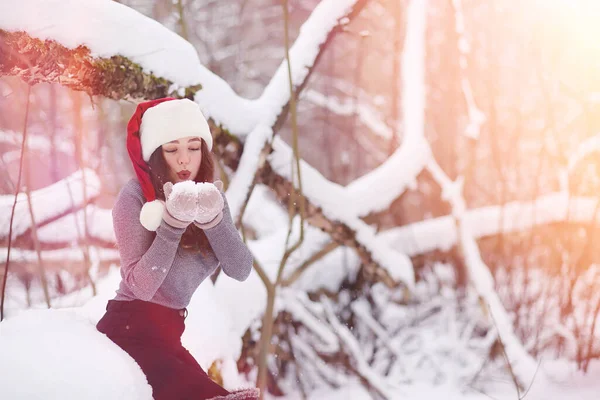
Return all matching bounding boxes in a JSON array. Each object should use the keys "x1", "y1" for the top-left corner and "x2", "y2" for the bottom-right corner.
[{"x1": 96, "y1": 98, "x2": 258, "y2": 400}]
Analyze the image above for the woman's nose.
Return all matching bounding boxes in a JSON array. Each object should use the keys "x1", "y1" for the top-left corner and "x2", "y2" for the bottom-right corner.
[{"x1": 178, "y1": 151, "x2": 190, "y2": 165}]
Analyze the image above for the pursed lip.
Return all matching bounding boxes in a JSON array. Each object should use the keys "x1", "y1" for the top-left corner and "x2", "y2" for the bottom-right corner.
[{"x1": 177, "y1": 170, "x2": 191, "y2": 180}]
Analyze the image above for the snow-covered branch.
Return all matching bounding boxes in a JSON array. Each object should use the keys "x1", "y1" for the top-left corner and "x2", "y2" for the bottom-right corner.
[
  {"x1": 344, "y1": 0, "x2": 429, "y2": 216},
  {"x1": 457, "y1": 224, "x2": 538, "y2": 387},
  {"x1": 561, "y1": 132, "x2": 600, "y2": 190},
  {"x1": 258, "y1": 0, "x2": 367, "y2": 128},
  {"x1": 0, "y1": 130, "x2": 74, "y2": 158},
  {"x1": 265, "y1": 265, "x2": 500, "y2": 392},
  {"x1": 0, "y1": 0, "x2": 210, "y2": 96},
  {"x1": 266, "y1": 137, "x2": 414, "y2": 288},
  {"x1": 249, "y1": 0, "x2": 429, "y2": 224},
  {"x1": 322, "y1": 296, "x2": 399, "y2": 398},
  {"x1": 303, "y1": 89, "x2": 393, "y2": 141},
  {"x1": 225, "y1": 0, "x2": 369, "y2": 218},
  {"x1": 418, "y1": 6, "x2": 538, "y2": 383},
  {"x1": 450, "y1": 0, "x2": 485, "y2": 139},
  {"x1": 0, "y1": 29, "x2": 187, "y2": 100},
  {"x1": 0, "y1": 169, "x2": 101, "y2": 241},
  {"x1": 379, "y1": 191, "x2": 600, "y2": 257},
  {"x1": 228, "y1": 0, "x2": 425, "y2": 289}
]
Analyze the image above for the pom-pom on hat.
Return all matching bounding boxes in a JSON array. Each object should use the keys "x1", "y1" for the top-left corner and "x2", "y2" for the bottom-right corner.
[{"x1": 126, "y1": 97, "x2": 213, "y2": 231}]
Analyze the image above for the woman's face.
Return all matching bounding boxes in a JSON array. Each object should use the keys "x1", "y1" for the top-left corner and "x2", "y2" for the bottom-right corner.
[{"x1": 161, "y1": 136, "x2": 203, "y2": 182}]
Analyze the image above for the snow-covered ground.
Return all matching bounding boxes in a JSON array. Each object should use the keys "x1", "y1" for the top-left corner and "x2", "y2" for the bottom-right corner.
[
  {"x1": 0, "y1": 266, "x2": 256, "y2": 400},
  {"x1": 1, "y1": 266, "x2": 599, "y2": 400}
]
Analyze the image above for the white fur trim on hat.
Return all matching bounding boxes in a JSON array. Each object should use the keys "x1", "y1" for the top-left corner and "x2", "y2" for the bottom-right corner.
[
  {"x1": 139, "y1": 200, "x2": 165, "y2": 231},
  {"x1": 140, "y1": 99, "x2": 213, "y2": 161}
]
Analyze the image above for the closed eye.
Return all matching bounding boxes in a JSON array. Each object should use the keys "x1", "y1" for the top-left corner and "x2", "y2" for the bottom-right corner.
[
  {"x1": 189, "y1": 147, "x2": 201, "y2": 151},
  {"x1": 164, "y1": 149, "x2": 177, "y2": 153}
]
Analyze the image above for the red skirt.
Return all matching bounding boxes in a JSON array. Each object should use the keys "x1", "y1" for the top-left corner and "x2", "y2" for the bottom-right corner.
[{"x1": 97, "y1": 299, "x2": 259, "y2": 400}]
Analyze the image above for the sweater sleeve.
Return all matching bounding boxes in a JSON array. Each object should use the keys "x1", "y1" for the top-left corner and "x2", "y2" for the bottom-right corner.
[
  {"x1": 112, "y1": 183, "x2": 186, "y2": 301},
  {"x1": 203, "y1": 193, "x2": 253, "y2": 281}
]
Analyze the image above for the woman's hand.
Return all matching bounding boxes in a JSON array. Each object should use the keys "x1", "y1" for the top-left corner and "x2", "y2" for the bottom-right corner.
[
  {"x1": 194, "y1": 181, "x2": 225, "y2": 228},
  {"x1": 162, "y1": 181, "x2": 199, "y2": 228}
]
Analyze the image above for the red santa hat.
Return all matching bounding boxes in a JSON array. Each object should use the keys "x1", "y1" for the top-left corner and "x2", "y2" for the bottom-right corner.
[{"x1": 126, "y1": 97, "x2": 213, "y2": 231}]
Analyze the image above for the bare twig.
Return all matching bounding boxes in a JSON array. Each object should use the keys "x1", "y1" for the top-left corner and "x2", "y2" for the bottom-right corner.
[
  {"x1": 22, "y1": 87, "x2": 52, "y2": 309},
  {"x1": 176, "y1": 0, "x2": 189, "y2": 40},
  {"x1": 282, "y1": 241, "x2": 340, "y2": 287},
  {"x1": 256, "y1": 1, "x2": 306, "y2": 395},
  {"x1": 1, "y1": 86, "x2": 32, "y2": 321}
]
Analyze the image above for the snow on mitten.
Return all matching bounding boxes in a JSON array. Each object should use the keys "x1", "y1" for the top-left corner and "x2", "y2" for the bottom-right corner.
[
  {"x1": 193, "y1": 181, "x2": 224, "y2": 229},
  {"x1": 162, "y1": 181, "x2": 199, "y2": 228}
]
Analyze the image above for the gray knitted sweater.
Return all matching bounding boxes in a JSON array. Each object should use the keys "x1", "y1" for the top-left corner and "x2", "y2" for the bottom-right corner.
[{"x1": 112, "y1": 179, "x2": 253, "y2": 309}]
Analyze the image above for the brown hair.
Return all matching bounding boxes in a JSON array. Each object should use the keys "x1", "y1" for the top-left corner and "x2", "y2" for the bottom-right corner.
[{"x1": 147, "y1": 139, "x2": 215, "y2": 255}]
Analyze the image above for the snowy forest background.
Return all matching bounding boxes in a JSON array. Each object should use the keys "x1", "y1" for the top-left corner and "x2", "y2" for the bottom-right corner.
[{"x1": 2, "y1": 0, "x2": 600, "y2": 399}]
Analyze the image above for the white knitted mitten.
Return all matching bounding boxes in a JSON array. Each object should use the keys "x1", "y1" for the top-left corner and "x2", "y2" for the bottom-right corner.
[
  {"x1": 162, "y1": 181, "x2": 199, "y2": 228},
  {"x1": 194, "y1": 181, "x2": 224, "y2": 228}
]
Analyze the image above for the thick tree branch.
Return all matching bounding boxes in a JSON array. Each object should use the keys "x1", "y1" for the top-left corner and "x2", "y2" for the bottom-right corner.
[
  {"x1": 257, "y1": 161, "x2": 398, "y2": 288},
  {"x1": 0, "y1": 30, "x2": 200, "y2": 100}
]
